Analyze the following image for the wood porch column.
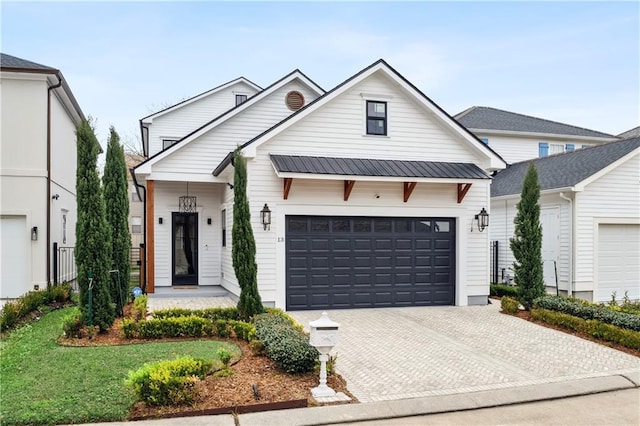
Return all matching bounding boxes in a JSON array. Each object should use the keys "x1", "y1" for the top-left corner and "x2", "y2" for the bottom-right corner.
[{"x1": 146, "y1": 180, "x2": 155, "y2": 293}]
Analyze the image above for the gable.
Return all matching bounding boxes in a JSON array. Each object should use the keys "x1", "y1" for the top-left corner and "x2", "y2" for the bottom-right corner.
[
  {"x1": 145, "y1": 80, "x2": 260, "y2": 156},
  {"x1": 255, "y1": 71, "x2": 491, "y2": 167},
  {"x1": 150, "y1": 79, "x2": 322, "y2": 177}
]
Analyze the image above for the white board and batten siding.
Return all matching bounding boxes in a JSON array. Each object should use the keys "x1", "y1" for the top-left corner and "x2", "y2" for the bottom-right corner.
[
  {"x1": 152, "y1": 182, "x2": 222, "y2": 287},
  {"x1": 147, "y1": 81, "x2": 260, "y2": 156},
  {"x1": 153, "y1": 81, "x2": 320, "y2": 177},
  {"x1": 242, "y1": 72, "x2": 494, "y2": 307},
  {"x1": 576, "y1": 153, "x2": 640, "y2": 301}
]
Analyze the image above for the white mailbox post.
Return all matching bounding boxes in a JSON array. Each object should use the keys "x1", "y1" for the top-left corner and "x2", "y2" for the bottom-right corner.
[{"x1": 309, "y1": 311, "x2": 340, "y2": 398}]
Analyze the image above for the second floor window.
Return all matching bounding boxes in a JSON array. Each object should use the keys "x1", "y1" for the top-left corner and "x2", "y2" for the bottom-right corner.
[
  {"x1": 162, "y1": 139, "x2": 178, "y2": 150},
  {"x1": 235, "y1": 94, "x2": 248, "y2": 106},
  {"x1": 366, "y1": 101, "x2": 387, "y2": 135},
  {"x1": 132, "y1": 216, "x2": 142, "y2": 234}
]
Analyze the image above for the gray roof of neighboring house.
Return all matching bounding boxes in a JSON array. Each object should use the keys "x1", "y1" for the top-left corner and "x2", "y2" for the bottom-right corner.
[
  {"x1": 617, "y1": 126, "x2": 640, "y2": 139},
  {"x1": 491, "y1": 137, "x2": 640, "y2": 197},
  {"x1": 270, "y1": 155, "x2": 491, "y2": 180},
  {"x1": 1, "y1": 53, "x2": 57, "y2": 72},
  {"x1": 456, "y1": 106, "x2": 615, "y2": 139}
]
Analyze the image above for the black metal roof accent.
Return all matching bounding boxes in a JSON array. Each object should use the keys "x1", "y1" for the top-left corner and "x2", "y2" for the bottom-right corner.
[
  {"x1": 270, "y1": 154, "x2": 491, "y2": 180},
  {"x1": 455, "y1": 106, "x2": 615, "y2": 139},
  {"x1": 491, "y1": 137, "x2": 640, "y2": 197}
]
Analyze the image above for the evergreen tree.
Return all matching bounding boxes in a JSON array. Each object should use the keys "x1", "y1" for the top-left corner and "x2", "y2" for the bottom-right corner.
[
  {"x1": 75, "y1": 119, "x2": 115, "y2": 331},
  {"x1": 103, "y1": 127, "x2": 131, "y2": 316},
  {"x1": 231, "y1": 148, "x2": 264, "y2": 320},
  {"x1": 510, "y1": 163, "x2": 545, "y2": 309}
]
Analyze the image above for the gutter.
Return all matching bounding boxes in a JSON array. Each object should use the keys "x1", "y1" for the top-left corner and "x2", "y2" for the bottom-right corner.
[
  {"x1": 46, "y1": 72, "x2": 63, "y2": 284},
  {"x1": 131, "y1": 168, "x2": 147, "y2": 293},
  {"x1": 559, "y1": 192, "x2": 574, "y2": 297}
]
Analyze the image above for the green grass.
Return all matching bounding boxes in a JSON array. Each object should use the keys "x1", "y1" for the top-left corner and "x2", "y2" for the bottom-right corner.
[{"x1": 0, "y1": 307, "x2": 241, "y2": 425}]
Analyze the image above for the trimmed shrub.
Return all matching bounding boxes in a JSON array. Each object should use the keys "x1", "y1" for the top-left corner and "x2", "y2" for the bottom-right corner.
[
  {"x1": 153, "y1": 307, "x2": 240, "y2": 321},
  {"x1": 62, "y1": 311, "x2": 84, "y2": 338},
  {"x1": 535, "y1": 296, "x2": 640, "y2": 332},
  {"x1": 254, "y1": 313, "x2": 318, "y2": 373},
  {"x1": 131, "y1": 295, "x2": 148, "y2": 322},
  {"x1": 531, "y1": 308, "x2": 640, "y2": 350},
  {"x1": 501, "y1": 296, "x2": 520, "y2": 314},
  {"x1": 135, "y1": 316, "x2": 212, "y2": 339},
  {"x1": 0, "y1": 284, "x2": 74, "y2": 331},
  {"x1": 122, "y1": 318, "x2": 136, "y2": 339},
  {"x1": 264, "y1": 307, "x2": 304, "y2": 332},
  {"x1": 0, "y1": 302, "x2": 20, "y2": 331},
  {"x1": 125, "y1": 356, "x2": 213, "y2": 406},
  {"x1": 490, "y1": 284, "x2": 519, "y2": 298}
]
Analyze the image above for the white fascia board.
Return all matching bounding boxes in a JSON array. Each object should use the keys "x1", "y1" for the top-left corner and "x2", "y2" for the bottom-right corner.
[
  {"x1": 491, "y1": 186, "x2": 577, "y2": 201},
  {"x1": 573, "y1": 148, "x2": 640, "y2": 191},
  {"x1": 142, "y1": 77, "x2": 261, "y2": 123},
  {"x1": 467, "y1": 128, "x2": 617, "y2": 143},
  {"x1": 273, "y1": 169, "x2": 487, "y2": 185},
  {"x1": 143, "y1": 171, "x2": 229, "y2": 183}
]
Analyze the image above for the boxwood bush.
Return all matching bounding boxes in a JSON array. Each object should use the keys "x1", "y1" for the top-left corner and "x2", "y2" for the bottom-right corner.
[
  {"x1": 125, "y1": 356, "x2": 213, "y2": 406},
  {"x1": 0, "y1": 284, "x2": 73, "y2": 331},
  {"x1": 531, "y1": 308, "x2": 640, "y2": 350},
  {"x1": 153, "y1": 307, "x2": 240, "y2": 321},
  {"x1": 490, "y1": 284, "x2": 519, "y2": 298},
  {"x1": 121, "y1": 315, "x2": 255, "y2": 341},
  {"x1": 254, "y1": 313, "x2": 318, "y2": 373},
  {"x1": 535, "y1": 296, "x2": 640, "y2": 332}
]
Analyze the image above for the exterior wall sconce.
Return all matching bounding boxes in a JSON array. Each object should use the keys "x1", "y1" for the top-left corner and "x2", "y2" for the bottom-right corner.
[
  {"x1": 158, "y1": 217, "x2": 163, "y2": 225},
  {"x1": 207, "y1": 218, "x2": 212, "y2": 225},
  {"x1": 31, "y1": 226, "x2": 38, "y2": 241},
  {"x1": 475, "y1": 208, "x2": 489, "y2": 232},
  {"x1": 51, "y1": 194, "x2": 59, "y2": 200},
  {"x1": 260, "y1": 203, "x2": 271, "y2": 231}
]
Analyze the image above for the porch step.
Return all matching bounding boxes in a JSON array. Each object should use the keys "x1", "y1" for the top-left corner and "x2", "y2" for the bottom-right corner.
[{"x1": 148, "y1": 285, "x2": 232, "y2": 299}]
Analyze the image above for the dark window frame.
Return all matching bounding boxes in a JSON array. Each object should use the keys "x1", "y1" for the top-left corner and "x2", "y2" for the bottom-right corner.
[
  {"x1": 162, "y1": 139, "x2": 178, "y2": 150},
  {"x1": 366, "y1": 100, "x2": 387, "y2": 136},
  {"x1": 221, "y1": 209, "x2": 227, "y2": 247},
  {"x1": 235, "y1": 94, "x2": 248, "y2": 106}
]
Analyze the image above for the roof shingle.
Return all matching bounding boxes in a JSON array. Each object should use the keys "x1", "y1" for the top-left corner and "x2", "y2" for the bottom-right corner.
[
  {"x1": 1, "y1": 53, "x2": 57, "y2": 72},
  {"x1": 491, "y1": 137, "x2": 640, "y2": 197},
  {"x1": 456, "y1": 106, "x2": 615, "y2": 139}
]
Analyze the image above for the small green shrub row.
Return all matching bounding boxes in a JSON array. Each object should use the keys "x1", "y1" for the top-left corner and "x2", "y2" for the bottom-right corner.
[
  {"x1": 531, "y1": 308, "x2": 640, "y2": 350},
  {"x1": 501, "y1": 296, "x2": 520, "y2": 314},
  {"x1": 490, "y1": 284, "x2": 519, "y2": 298},
  {"x1": 125, "y1": 355, "x2": 213, "y2": 406},
  {"x1": 122, "y1": 316, "x2": 255, "y2": 340},
  {"x1": 131, "y1": 295, "x2": 148, "y2": 322},
  {"x1": 153, "y1": 306, "x2": 240, "y2": 321},
  {"x1": 253, "y1": 313, "x2": 318, "y2": 373},
  {"x1": 0, "y1": 284, "x2": 73, "y2": 331},
  {"x1": 535, "y1": 296, "x2": 640, "y2": 332}
]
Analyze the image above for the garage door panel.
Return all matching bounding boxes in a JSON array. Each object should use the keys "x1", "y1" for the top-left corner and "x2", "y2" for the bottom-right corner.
[
  {"x1": 597, "y1": 224, "x2": 640, "y2": 302},
  {"x1": 286, "y1": 216, "x2": 455, "y2": 310}
]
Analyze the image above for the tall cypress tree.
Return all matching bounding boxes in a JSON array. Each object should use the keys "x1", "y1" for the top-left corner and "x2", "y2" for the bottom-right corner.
[
  {"x1": 510, "y1": 162, "x2": 545, "y2": 310},
  {"x1": 75, "y1": 119, "x2": 115, "y2": 331},
  {"x1": 103, "y1": 127, "x2": 131, "y2": 316},
  {"x1": 231, "y1": 148, "x2": 264, "y2": 320}
]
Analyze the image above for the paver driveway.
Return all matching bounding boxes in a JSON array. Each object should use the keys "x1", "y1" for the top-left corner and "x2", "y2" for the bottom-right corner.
[{"x1": 289, "y1": 303, "x2": 639, "y2": 403}]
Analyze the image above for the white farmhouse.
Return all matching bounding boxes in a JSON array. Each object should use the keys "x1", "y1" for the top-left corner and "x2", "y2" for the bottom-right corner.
[
  {"x1": 455, "y1": 106, "x2": 618, "y2": 164},
  {"x1": 491, "y1": 137, "x2": 640, "y2": 302},
  {"x1": 133, "y1": 59, "x2": 506, "y2": 310},
  {"x1": 1, "y1": 53, "x2": 84, "y2": 299}
]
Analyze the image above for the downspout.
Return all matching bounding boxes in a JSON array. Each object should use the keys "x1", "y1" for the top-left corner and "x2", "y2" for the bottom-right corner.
[
  {"x1": 559, "y1": 192, "x2": 573, "y2": 297},
  {"x1": 47, "y1": 73, "x2": 63, "y2": 284},
  {"x1": 131, "y1": 168, "x2": 147, "y2": 293}
]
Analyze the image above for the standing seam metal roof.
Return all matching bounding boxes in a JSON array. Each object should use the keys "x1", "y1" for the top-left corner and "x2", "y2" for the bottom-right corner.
[{"x1": 270, "y1": 155, "x2": 490, "y2": 179}]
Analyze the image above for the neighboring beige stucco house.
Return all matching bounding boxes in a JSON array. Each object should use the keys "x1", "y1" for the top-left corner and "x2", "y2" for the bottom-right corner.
[
  {"x1": 1, "y1": 53, "x2": 84, "y2": 299},
  {"x1": 134, "y1": 60, "x2": 506, "y2": 310}
]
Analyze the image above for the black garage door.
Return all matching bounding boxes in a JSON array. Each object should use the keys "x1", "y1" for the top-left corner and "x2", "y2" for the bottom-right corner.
[{"x1": 286, "y1": 216, "x2": 455, "y2": 310}]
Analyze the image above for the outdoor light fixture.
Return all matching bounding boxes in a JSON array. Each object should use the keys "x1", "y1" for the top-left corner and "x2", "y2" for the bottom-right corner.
[
  {"x1": 475, "y1": 207, "x2": 489, "y2": 232},
  {"x1": 260, "y1": 203, "x2": 271, "y2": 231},
  {"x1": 178, "y1": 182, "x2": 197, "y2": 213},
  {"x1": 158, "y1": 217, "x2": 163, "y2": 225},
  {"x1": 31, "y1": 226, "x2": 38, "y2": 241},
  {"x1": 207, "y1": 218, "x2": 212, "y2": 225}
]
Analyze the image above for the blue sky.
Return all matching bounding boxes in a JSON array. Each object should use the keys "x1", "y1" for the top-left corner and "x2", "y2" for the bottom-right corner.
[{"x1": 2, "y1": 1, "x2": 638, "y2": 149}]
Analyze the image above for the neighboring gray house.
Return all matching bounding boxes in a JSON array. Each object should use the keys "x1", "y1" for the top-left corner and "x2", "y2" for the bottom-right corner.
[
  {"x1": 617, "y1": 126, "x2": 640, "y2": 140},
  {"x1": 455, "y1": 106, "x2": 618, "y2": 164},
  {"x1": 491, "y1": 137, "x2": 640, "y2": 302}
]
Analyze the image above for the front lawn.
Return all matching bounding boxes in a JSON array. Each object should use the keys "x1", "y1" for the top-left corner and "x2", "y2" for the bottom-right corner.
[{"x1": 0, "y1": 307, "x2": 240, "y2": 425}]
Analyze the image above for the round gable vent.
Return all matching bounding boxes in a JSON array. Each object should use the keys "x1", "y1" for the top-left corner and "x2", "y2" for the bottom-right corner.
[{"x1": 285, "y1": 91, "x2": 305, "y2": 111}]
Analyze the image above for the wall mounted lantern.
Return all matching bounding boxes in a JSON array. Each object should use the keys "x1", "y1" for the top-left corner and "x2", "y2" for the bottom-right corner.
[
  {"x1": 260, "y1": 203, "x2": 271, "y2": 231},
  {"x1": 31, "y1": 226, "x2": 38, "y2": 241},
  {"x1": 158, "y1": 217, "x2": 163, "y2": 225},
  {"x1": 207, "y1": 218, "x2": 212, "y2": 225},
  {"x1": 475, "y1": 207, "x2": 489, "y2": 232}
]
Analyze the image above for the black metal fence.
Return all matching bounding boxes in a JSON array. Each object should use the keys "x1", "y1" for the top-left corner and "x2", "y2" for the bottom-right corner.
[
  {"x1": 490, "y1": 240, "x2": 499, "y2": 284},
  {"x1": 53, "y1": 242, "x2": 77, "y2": 290}
]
